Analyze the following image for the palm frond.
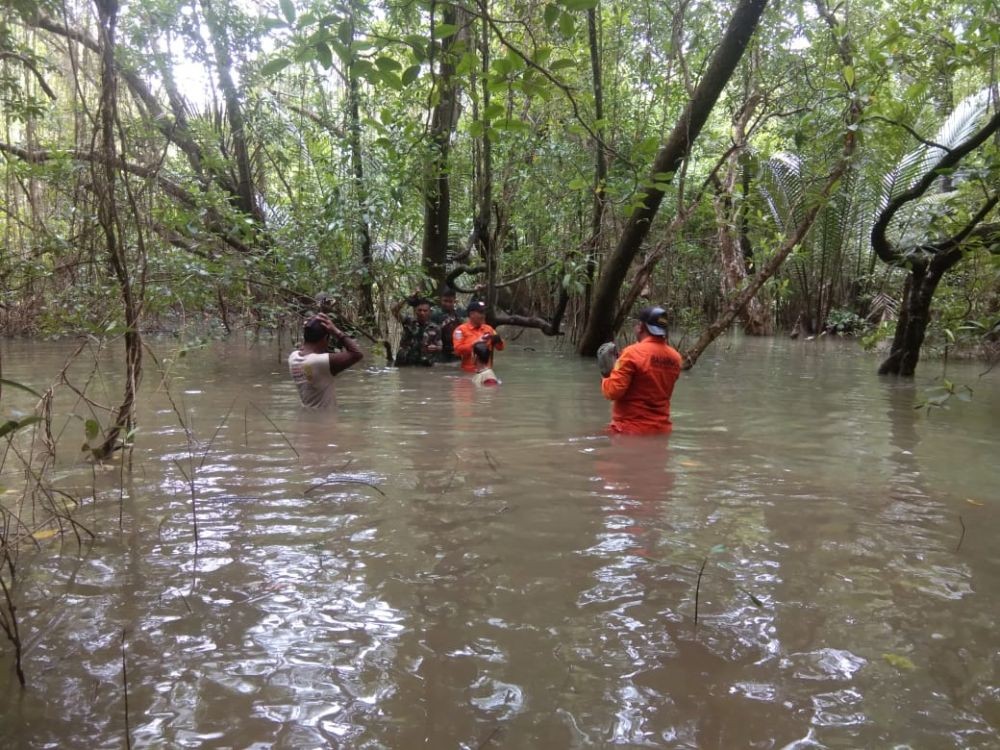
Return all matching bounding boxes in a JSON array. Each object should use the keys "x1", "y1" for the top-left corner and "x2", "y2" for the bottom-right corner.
[
  {"x1": 757, "y1": 152, "x2": 804, "y2": 231},
  {"x1": 880, "y1": 88, "x2": 993, "y2": 210}
]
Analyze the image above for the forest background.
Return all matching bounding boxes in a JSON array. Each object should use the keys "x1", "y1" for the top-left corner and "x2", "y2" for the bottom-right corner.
[
  {"x1": 1, "y1": 0, "x2": 998, "y2": 383},
  {"x1": 0, "y1": 0, "x2": 998, "y2": 691}
]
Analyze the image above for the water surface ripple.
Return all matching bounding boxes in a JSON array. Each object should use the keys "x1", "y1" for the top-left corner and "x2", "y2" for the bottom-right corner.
[{"x1": 1, "y1": 336, "x2": 999, "y2": 748}]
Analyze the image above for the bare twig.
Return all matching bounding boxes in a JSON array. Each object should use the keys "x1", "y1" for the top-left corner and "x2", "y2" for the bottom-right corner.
[
  {"x1": 694, "y1": 557, "x2": 707, "y2": 625},
  {"x1": 305, "y1": 478, "x2": 386, "y2": 497},
  {"x1": 172, "y1": 459, "x2": 198, "y2": 546},
  {"x1": 956, "y1": 514, "x2": 966, "y2": 553},
  {"x1": 248, "y1": 403, "x2": 299, "y2": 458},
  {"x1": 121, "y1": 628, "x2": 132, "y2": 750}
]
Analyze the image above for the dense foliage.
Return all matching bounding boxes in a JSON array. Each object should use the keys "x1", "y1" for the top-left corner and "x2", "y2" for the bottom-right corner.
[{"x1": 0, "y1": 0, "x2": 997, "y2": 367}]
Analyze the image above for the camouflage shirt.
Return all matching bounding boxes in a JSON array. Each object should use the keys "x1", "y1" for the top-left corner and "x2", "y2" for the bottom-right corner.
[
  {"x1": 431, "y1": 305, "x2": 465, "y2": 361},
  {"x1": 395, "y1": 317, "x2": 442, "y2": 367}
]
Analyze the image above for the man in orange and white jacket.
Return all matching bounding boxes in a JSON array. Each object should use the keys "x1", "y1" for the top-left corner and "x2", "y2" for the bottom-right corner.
[
  {"x1": 453, "y1": 300, "x2": 505, "y2": 373},
  {"x1": 601, "y1": 306, "x2": 682, "y2": 435}
]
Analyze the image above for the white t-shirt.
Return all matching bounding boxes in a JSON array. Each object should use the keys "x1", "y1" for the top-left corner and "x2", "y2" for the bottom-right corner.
[
  {"x1": 472, "y1": 368, "x2": 500, "y2": 386},
  {"x1": 288, "y1": 350, "x2": 336, "y2": 407}
]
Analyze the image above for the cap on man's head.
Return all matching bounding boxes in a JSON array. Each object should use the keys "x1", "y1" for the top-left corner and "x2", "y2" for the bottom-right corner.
[
  {"x1": 439, "y1": 286, "x2": 457, "y2": 299},
  {"x1": 303, "y1": 317, "x2": 328, "y2": 342},
  {"x1": 637, "y1": 306, "x2": 669, "y2": 336},
  {"x1": 467, "y1": 300, "x2": 487, "y2": 315}
]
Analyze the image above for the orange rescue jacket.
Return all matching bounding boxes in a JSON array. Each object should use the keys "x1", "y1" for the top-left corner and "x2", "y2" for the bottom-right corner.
[
  {"x1": 453, "y1": 321, "x2": 505, "y2": 372},
  {"x1": 601, "y1": 337, "x2": 682, "y2": 434}
]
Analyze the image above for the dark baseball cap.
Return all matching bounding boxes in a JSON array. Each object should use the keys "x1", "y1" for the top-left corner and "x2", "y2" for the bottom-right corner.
[
  {"x1": 467, "y1": 300, "x2": 487, "y2": 314},
  {"x1": 637, "y1": 306, "x2": 668, "y2": 336}
]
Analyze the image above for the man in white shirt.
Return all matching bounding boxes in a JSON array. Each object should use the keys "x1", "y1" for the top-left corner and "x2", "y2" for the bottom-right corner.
[{"x1": 288, "y1": 314, "x2": 363, "y2": 407}]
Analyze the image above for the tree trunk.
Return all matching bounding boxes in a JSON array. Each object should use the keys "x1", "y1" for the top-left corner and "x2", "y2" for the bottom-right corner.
[
  {"x1": 584, "y1": 7, "x2": 609, "y2": 321},
  {"x1": 93, "y1": 0, "x2": 141, "y2": 460},
  {"x1": 200, "y1": 0, "x2": 261, "y2": 225},
  {"x1": 347, "y1": 25, "x2": 375, "y2": 326},
  {"x1": 422, "y1": 3, "x2": 462, "y2": 287},
  {"x1": 578, "y1": 0, "x2": 769, "y2": 356},
  {"x1": 714, "y1": 91, "x2": 770, "y2": 334},
  {"x1": 475, "y1": 12, "x2": 497, "y2": 315},
  {"x1": 879, "y1": 249, "x2": 963, "y2": 376}
]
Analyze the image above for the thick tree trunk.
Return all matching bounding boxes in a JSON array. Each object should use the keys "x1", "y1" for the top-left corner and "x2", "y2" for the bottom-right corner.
[
  {"x1": 879, "y1": 249, "x2": 964, "y2": 376},
  {"x1": 578, "y1": 0, "x2": 768, "y2": 356},
  {"x1": 422, "y1": 4, "x2": 462, "y2": 287},
  {"x1": 714, "y1": 91, "x2": 770, "y2": 334},
  {"x1": 476, "y1": 13, "x2": 497, "y2": 315}
]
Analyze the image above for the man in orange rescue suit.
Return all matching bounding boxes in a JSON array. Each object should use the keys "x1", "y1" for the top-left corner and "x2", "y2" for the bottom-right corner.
[
  {"x1": 601, "y1": 306, "x2": 682, "y2": 435},
  {"x1": 452, "y1": 300, "x2": 505, "y2": 373}
]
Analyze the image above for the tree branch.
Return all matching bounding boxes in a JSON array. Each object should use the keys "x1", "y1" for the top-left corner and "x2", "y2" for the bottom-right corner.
[
  {"x1": 863, "y1": 114, "x2": 953, "y2": 153},
  {"x1": 872, "y1": 107, "x2": 1000, "y2": 264},
  {"x1": 0, "y1": 52, "x2": 57, "y2": 99},
  {"x1": 0, "y1": 142, "x2": 254, "y2": 255}
]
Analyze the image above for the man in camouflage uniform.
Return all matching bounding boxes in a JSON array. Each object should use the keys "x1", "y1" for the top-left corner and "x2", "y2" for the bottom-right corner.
[
  {"x1": 430, "y1": 286, "x2": 465, "y2": 363},
  {"x1": 391, "y1": 295, "x2": 443, "y2": 367}
]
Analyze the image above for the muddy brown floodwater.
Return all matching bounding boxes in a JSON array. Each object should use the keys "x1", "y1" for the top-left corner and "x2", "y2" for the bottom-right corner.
[{"x1": 1, "y1": 334, "x2": 998, "y2": 748}]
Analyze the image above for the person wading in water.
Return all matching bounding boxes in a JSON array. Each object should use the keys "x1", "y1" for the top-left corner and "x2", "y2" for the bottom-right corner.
[
  {"x1": 391, "y1": 295, "x2": 443, "y2": 367},
  {"x1": 452, "y1": 300, "x2": 504, "y2": 373},
  {"x1": 288, "y1": 314, "x2": 363, "y2": 407},
  {"x1": 600, "y1": 306, "x2": 682, "y2": 435}
]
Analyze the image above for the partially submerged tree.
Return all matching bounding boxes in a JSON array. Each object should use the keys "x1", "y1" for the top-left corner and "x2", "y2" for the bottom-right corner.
[
  {"x1": 577, "y1": 0, "x2": 769, "y2": 356},
  {"x1": 873, "y1": 90, "x2": 1000, "y2": 377}
]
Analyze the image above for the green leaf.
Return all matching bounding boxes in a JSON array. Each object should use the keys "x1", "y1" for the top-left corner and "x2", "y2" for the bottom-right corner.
[
  {"x1": 559, "y1": 0, "x2": 599, "y2": 9},
  {"x1": 404, "y1": 35, "x2": 427, "y2": 61},
  {"x1": 495, "y1": 117, "x2": 529, "y2": 133},
  {"x1": 558, "y1": 12, "x2": 576, "y2": 37},
  {"x1": 380, "y1": 71, "x2": 403, "y2": 90},
  {"x1": 261, "y1": 57, "x2": 292, "y2": 76},
  {"x1": 435, "y1": 23, "x2": 458, "y2": 38},
  {"x1": 568, "y1": 177, "x2": 589, "y2": 190},
  {"x1": 279, "y1": 0, "x2": 296, "y2": 25},
  {"x1": 456, "y1": 51, "x2": 479, "y2": 75},
  {"x1": 294, "y1": 45, "x2": 317, "y2": 63},
  {"x1": 550, "y1": 58, "x2": 576, "y2": 71},
  {"x1": 0, "y1": 416, "x2": 41, "y2": 439},
  {"x1": 468, "y1": 120, "x2": 485, "y2": 137},
  {"x1": 0, "y1": 379, "x2": 43, "y2": 399},
  {"x1": 375, "y1": 56, "x2": 402, "y2": 73},
  {"x1": 402, "y1": 65, "x2": 421, "y2": 86},
  {"x1": 483, "y1": 102, "x2": 505, "y2": 120},
  {"x1": 882, "y1": 653, "x2": 916, "y2": 670},
  {"x1": 330, "y1": 40, "x2": 350, "y2": 62},
  {"x1": 543, "y1": 4, "x2": 560, "y2": 28},
  {"x1": 492, "y1": 57, "x2": 515, "y2": 76},
  {"x1": 842, "y1": 65, "x2": 855, "y2": 87},
  {"x1": 337, "y1": 20, "x2": 354, "y2": 46},
  {"x1": 315, "y1": 41, "x2": 332, "y2": 69},
  {"x1": 85, "y1": 419, "x2": 100, "y2": 441},
  {"x1": 260, "y1": 17, "x2": 287, "y2": 31}
]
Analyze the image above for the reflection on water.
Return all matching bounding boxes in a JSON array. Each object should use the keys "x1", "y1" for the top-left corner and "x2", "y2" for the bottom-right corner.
[{"x1": 1, "y1": 335, "x2": 999, "y2": 748}]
